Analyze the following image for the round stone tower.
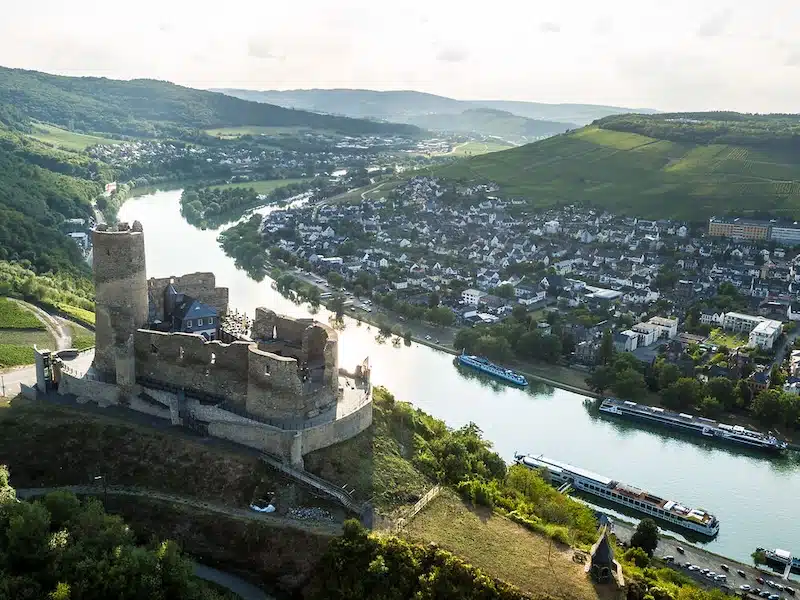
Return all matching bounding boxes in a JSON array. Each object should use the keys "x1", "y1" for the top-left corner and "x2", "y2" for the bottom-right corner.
[{"x1": 92, "y1": 221, "x2": 148, "y2": 387}]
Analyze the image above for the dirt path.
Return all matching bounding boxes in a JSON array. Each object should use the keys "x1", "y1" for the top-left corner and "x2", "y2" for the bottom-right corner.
[
  {"x1": 16, "y1": 484, "x2": 343, "y2": 536},
  {"x1": 10, "y1": 299, "x2": 71, "y2": 350}
]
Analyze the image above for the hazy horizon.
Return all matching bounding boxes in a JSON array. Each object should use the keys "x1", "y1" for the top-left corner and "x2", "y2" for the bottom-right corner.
[{"x1": 3, "y1": 0, "x2": 799, "y2": 113}]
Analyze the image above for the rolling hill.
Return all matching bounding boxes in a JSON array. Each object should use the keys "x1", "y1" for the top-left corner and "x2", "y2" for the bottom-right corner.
[
  {"x1": 0, "y1": 67, "x2": 419, "y2": 138},
  {"x1": 436, "y1": 112, "x2": 800, "y2": 220},
  {"x1": 212, "y1": 88, "x2": 655, "y2": 138}
]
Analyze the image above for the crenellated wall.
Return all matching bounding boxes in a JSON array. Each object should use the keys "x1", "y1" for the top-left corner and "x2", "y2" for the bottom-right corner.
[{"x1": 148, "y1": 272, "x2": 230, "y2": 319}]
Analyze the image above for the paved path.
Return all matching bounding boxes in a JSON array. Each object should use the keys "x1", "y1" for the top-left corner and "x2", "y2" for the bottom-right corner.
[
  {"x1": 192, "y1": 562, "x2": 274, "y2": 600},
  {"x1": 1, "y1": 350, "x2": 93, "y2": 398}
]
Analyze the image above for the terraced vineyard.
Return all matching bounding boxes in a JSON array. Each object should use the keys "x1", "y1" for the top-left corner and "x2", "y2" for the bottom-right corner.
[{"x1": 438, "y1": 120, "x2": 800, "y2": 220}]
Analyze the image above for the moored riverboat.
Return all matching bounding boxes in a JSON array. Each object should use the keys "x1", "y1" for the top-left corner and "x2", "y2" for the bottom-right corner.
[{"x1": 515, "y1": 453, "x2": 720, "y2": 537}]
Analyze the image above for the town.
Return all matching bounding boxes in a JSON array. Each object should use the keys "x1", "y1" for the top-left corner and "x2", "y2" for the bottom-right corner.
[{"x1": 244, "y1": 176, "x2": 800, "y2": 429}]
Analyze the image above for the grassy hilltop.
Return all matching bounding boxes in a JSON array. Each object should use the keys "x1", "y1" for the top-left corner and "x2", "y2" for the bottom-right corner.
[{"x1": 437, "y1": 112, "x2": 800, "y2": 220}]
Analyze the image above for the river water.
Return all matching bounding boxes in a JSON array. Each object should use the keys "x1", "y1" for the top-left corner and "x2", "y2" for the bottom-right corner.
[{"x1": 118, "y1": 189, "x2": 800, "y2": 563}]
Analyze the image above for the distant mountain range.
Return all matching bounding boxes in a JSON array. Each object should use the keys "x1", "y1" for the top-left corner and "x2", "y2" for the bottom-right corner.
[
  {"x1": 0, "y1": 67, "x2": 418, "y2": 139},
  {"x1": 212, "y1": 88, "x2": 658, "y2": 141}
]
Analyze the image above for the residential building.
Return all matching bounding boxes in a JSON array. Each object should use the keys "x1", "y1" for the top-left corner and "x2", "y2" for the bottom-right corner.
[
  {"x1": 748, "y1": 319, "x2": 782, "y2": 350},
  {"x1": 631, "y1": 322, "x2": 660, "y2": 347},
  {"x1": 614, "y1": 330, "x2": 639, "y2": 352},
  {"x1": 462, "y1": 288, "x2": 486, "y2": 306},
  {"x1": 700, "y1": 310, "x2": 725, "y2": 326},
  {"x1": 708, "y1": 217, "x2": 769, "y2": 241},
  {"x1": 722, "y1": 312, "x2": 767, "y2": 334},
  {"x1": 647, "y1": 316, "x2": 679, "y2": 339},
  {"x1": 770, "y1": 225, "x2": 800, "y2": 246}
]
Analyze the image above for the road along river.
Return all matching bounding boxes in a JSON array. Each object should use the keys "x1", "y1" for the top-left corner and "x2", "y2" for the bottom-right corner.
[{"x1": 118, "y1": 189, "x2": 800, "y2": 565}]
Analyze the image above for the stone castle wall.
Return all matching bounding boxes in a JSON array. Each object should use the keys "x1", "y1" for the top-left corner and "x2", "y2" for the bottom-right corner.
[
  {"x1": 134, "y1": 330, "x2": 250, "y2": 408},
  {"x1": 92, "y1": 222, "x2": 148, "y2": 385},
  {"x1": 148, "y1": 272, "x2": 229, "y2": 319}
]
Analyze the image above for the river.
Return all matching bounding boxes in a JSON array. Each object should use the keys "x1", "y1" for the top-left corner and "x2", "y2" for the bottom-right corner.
[{"x1": 118, "y1": 189, "x2": 800, "y2": 564}]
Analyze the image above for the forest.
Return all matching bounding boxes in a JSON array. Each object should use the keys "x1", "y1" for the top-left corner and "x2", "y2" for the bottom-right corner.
[{"x1": 0, "y1": 125, "x2": 98, "y2": 275}]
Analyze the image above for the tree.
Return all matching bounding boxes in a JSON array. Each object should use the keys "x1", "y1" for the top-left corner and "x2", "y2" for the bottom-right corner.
[
  {"x1": 403, "y1": 330, "x2": 412, "y2": 346},
  {"x1": 428, "y1": 291, "x2": 440, "y2": 308},
  {"x1": 495, "y1": 283, "x2": 515, "y2": 299},
  {"x1": 752, "y1": 389, "x2": 784, "y2": 424},
  {"x1": 599, "y1": 329, "x2": 615, "y2": 365},
  {"x1": 512, "y1": 304, "x2": 528, "y2": 322},
  {"x1": 326, "y1": 271, "x2": 344, "y2": 288},
  {"x1": 624, "y1": 547, "x2": 650, "y2": 568},
  {"x1": 612, "y1": 368, "x2": 647, "y2": 400},
  {"x1": 330, "y1": 295, "x2": 345, "y2": 320},
  {"x1": 587, "y1": 366, "x2": 615, "y2": 394},
  {"x1": 706, "y1": 377, "x2": 736, "y2": 410},
  {"x1": 630, "y1": 518, "x2": 660, "y2": 556},
  {"x1": 657, "y1": 363, "x2": 681, "y2": 391},
  {"x1": 770, "y1": 365, "x2": 786, "y2": 387},
  {"x1": 737, "y1": 379, "x2": 753, "y2": 408},
  {"x1": 661, "y1": 378, "x2": 705, "y2": 411},
  {"x1": 427, "y1": 306, "x2": 455, "y2": 327}
]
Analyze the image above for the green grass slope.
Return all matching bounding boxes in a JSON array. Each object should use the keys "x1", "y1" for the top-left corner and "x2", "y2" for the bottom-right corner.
[
  {"x1": 0, "y1": 66, "x2": 419, "y2": 138},
  {"x1": 438, "y1": 114, "x2": 800, "y2": 220},
  {"x1": 407, "y1": 108, "x2": 573, "y2": 141}
]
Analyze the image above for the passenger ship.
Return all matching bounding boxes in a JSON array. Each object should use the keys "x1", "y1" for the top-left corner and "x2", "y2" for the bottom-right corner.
[
  {"x1": 456, "y1": 352, "x2": 528, "y2": 386},
  {"x1": 515, "y1": 454, "x2": 720, "y2": 537},
  {"x1": 599, "y1": 398, "x2": 788, "y2": 454}
]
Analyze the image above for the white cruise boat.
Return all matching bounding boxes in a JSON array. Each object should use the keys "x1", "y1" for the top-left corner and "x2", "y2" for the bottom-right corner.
[
  {"x1": 515, "y1": 453, "x2": 720, "y2": 537},
  {"x1": 599, "y1": 398, "x2": 787, "y2": 454}
]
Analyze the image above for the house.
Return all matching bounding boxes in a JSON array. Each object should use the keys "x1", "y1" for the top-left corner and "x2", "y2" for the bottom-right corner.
[
  {"x1": 170, "y1": 297, "x2": 218, "y2": 340},
  {"x1": 613, "y1": 331, "x2": 639, "y2": 352},
  {"x1": 574, "y1": 340, "x2": 600, "y2": 365},
  {"x1": 787, "y1": 303, "x2": 800, "y2": 321},
  {"x1": 700, "y1": 310, "x2": 725, "y2": 326},
  {"x1": 647, "y1": 316, "x2": 679, "y2": 339},
  {"x1": 748, "y1": 319, "x2": 782, "y2": 350},
  {"x1": 631, "y1": 322, "x2": 660, "y2": 347},
  {"x1": 722, "y1": 312, "x2": 772, "y2": 334},
  {"x1": 462, "y1": 288, "x2": 487, "y2": 306}
]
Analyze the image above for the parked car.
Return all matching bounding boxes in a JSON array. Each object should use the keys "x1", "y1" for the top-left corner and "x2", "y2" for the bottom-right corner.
[
  {"x1": 688, "y1": 565, "x2": 700, "y2": 572},
  {"x1": 785, "y1": 588, "x2": 795, "y2": 596},
  {"x1": 758, "y1": 578, "x2": 766, "y2": 585},
  {"x1": 721, "y1": 565, "x2": 730, "y2": 571},
  {"x1": 759, "y1": 592, "x2": 772, "y2": 598},
  {"x1": 738, "y1": 570, "x2": 747, "y2": 578},
  {"x1": 768, "y1": 594, "x2": 780, "y2": 600},
  {"x1": 677, "y1": 546, "x2": 685, "y2": 554},
  {"x1": 741, "y1": 586, "x2": 753, "y2": 593}
]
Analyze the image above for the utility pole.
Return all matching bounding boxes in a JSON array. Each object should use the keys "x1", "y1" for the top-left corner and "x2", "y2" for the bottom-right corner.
[{"x1": 93, "y1": 475, "x2": 107, "y2": 508}]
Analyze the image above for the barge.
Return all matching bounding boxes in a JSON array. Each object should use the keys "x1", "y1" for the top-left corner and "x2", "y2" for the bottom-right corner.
[
  {"x1": 515, "y1": 453, "x2": 720, "y2": 537},
  {"x1": 457, "y1": 352, "x2": 528, "y2": 386},
  {"x1": 599, "y1": 398, "x2": 787, "y2": 453}
]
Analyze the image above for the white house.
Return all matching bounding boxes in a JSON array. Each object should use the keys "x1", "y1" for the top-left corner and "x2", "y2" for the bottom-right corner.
[
  {"x1": 700, "y1": 311, "x2": 725, "y2": 326},
  {"x1": 748, "y1": 319, "x2": 782, "y2": 350},
  {"x1": 614, "y1": 330, "x2": 639, "y2": 352},
  {"x1": 647, "y1": 316, "x2": 679, "y2": 339},
  {"x1": 462, "y1": 289, "x2": 487, "y2": 306}
]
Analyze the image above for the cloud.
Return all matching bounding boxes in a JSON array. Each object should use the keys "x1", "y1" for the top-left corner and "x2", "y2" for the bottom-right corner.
[
  {"x1": 696, "y1": 9, "x2": 733, "y2": 38},
  {"x1": 247, "y1": 38, "x2": 284, "y2": 60},
  {"x1": 593, "y1": 17, "x2": 613, "y2": 35},
  {"x1": 436, "y1": 46, "x2": 469, "y2": 63},
  {"x1": 786, "y1": 50, "x2": 800, "y2": 67},
  {"x1": 539, "y1": 21, "x2": 561, "y2": 33}
]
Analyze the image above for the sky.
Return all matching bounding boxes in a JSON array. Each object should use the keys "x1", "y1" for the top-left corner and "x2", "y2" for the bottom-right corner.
[{"x1": 3, "y1": 0, "x2": 800, "y2": 112}]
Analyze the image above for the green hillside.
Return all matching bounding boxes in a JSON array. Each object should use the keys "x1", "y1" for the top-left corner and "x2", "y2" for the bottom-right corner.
[
  {"x1": 437, "y1": 113, "x2": 800, "y2": 220},
  {"x1": 0, "y1": 66, "x2": 419, "y2": 138},
  {"x1": 0, "y1": 124, "x2": 99, "y2": 274},
  {"x1": 406, "y1": 108, "x2": 572, "y2": 142}
]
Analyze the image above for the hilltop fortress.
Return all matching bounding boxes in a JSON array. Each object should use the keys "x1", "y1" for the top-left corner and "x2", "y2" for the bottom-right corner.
[{"x1": 57, "y1": 221, "x2": 373, "y2": 467}]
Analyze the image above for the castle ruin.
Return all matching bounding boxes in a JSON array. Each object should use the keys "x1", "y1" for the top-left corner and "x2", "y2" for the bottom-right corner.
[{"x1": 56, "y1": 222, "x2": 373, "y2": 467}]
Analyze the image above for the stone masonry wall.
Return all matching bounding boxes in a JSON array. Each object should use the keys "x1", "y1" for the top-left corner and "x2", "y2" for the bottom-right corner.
[
  {"x1": 148, "y1": 272, "x2": 229, "y2": 320},
  {"x1": 134, "y1": 330, "x2": 250, "y2": 407},
  {"x1": 300, "y1": 394, "x2": 373, "y2": 455},
  {"x1": 58, "y1": 372, "x2": 121, "y2": 407}
]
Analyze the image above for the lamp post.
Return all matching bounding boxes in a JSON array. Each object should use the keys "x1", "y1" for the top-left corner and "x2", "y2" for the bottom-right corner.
[{"x1": 93, "y1": 475, "x2": 107, "y2": 508}]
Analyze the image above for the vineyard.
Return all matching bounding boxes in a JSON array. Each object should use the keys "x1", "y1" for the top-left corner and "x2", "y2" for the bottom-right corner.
[
  {"x1": 0, "y1": 298, "x2": 44, "y2": 330},
  {"x1": 438, "y1": 121, "x2": 800, "y2": 220}
]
